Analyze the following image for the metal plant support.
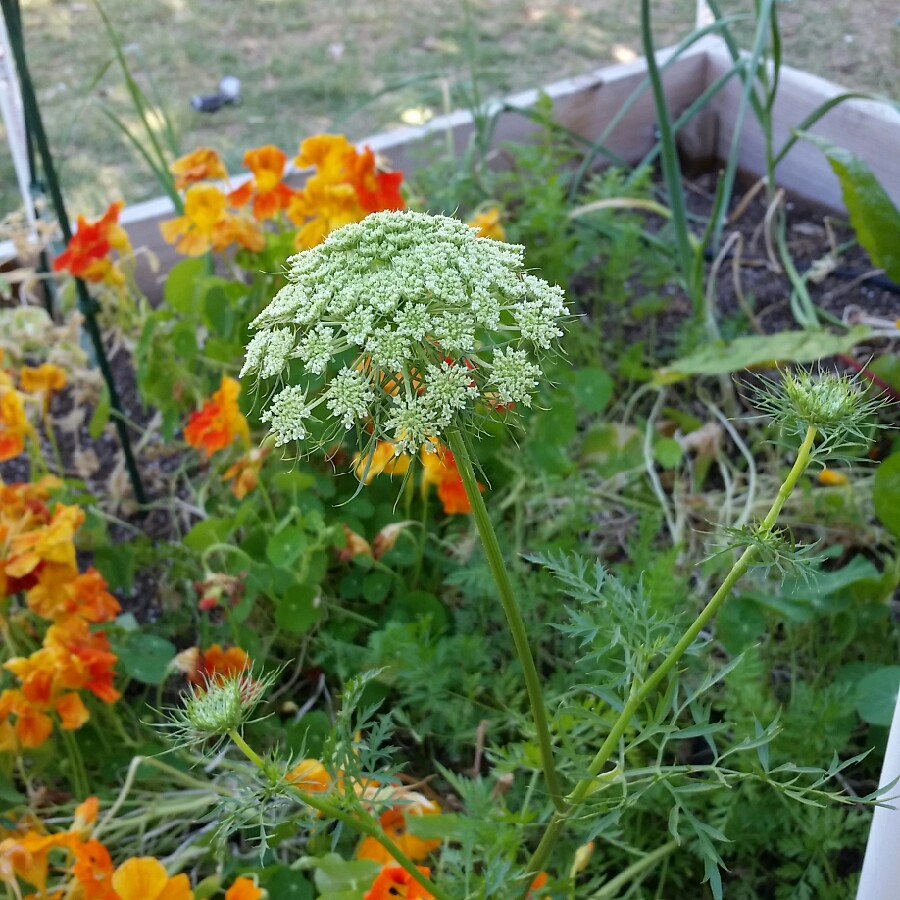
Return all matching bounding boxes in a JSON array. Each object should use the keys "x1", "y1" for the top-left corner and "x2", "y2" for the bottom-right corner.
[{"x1": 1, "y1": 0, "x2": 146, "y2": 505}]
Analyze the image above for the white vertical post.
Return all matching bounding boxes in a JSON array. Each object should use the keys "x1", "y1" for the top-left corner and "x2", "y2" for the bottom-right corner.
[
  {"x1": 857, "y1": 688, "x2": 900, "y2": 899},
  {"x1": 0, "y1": 12, "x2": 36, "y2": 227},
  {"x1": 696, "y1": 0, "x2": 714, "y2": 28}
]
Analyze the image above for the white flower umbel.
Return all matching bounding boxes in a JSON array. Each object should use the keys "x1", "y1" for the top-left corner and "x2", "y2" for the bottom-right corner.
[{"x1": 242, "y1": 210, "x2": 568, "y2": 460}]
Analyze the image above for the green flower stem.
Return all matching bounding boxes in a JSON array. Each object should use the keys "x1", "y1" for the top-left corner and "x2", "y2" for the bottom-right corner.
[
  {"x1": 446, "y1": 428, "x2": 565, "y2": 812},
  {"x1": 525, "y1": 425, "x2": 817, "y2": 879},
  {"x1": 59, "y1": 725, "x2": 90, "y2": 798},
  {"x1": 228, "y1": 730, "x2": 449, "y2": 900},
  {"x1": 590, "y1": 840, "x2": 678, "y2": 899}
]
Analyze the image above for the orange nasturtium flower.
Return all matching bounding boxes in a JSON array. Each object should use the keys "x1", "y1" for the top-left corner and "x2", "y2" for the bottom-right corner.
[
  {"x1": 184, "y1": 376, "x2": 250, "y2": 458},
  {"x1": 160, "y1": 185, "x2": 264, "y2": 256},
  {"x1": 0, "y1": 829, "x2": 75, "y2": 893},
  {"x1": 178, "y1": 643, "x2": 250, "y2": 687},
  {"x1": 356, "y1": 791, "x2": 441, "y2": 866},
  {"x1": 287, "y1": 758, "x2": 333, "y2": 794},
  {"x1": 818, "y1": 468, "x2": 849, "y2": 487},
  {"x1": 111, "y1": 856, "x2": 193, "y2": 900},
  {"x1": 72, "y1": 838, "x2": 115, "y2": 899},
  {"x1": 468, "y1": 206, "x2": 506, "y2": 241},
  {"x1": 364, "y1": 866, "x2": 434, "y2": 900},
  {"x1": 225, "y1": 876, "x2": 263, "y2": 900},
  {"x1": 0, "y1": 385, "x2": 32, "y2": 462},
  {"x1": 20, "y1": 363, "x2": 67, "y2": 400},
  {"x1": 169, "y1": 147, "x2": 228, "y2": 191},
  {"x1": 420, "y1": 445, "x2": 482, "y2": 515},
  {"x1": 223, "y1": 448, "x2": 267, "y2": 500},
  {"x1": 287, "y1": 177, "x2": 363, "y2": 250},
  {"x1": 229, "y1": 145, "x2": 295, "y2": 220},
  {"x1": 354, "y1": 441, "x2": 412, "y2": 484},
  {"x1": 52, "y1": 201, "x2": 131, "y2": 288}
]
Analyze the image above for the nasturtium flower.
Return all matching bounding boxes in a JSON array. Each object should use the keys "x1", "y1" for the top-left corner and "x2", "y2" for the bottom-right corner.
[
  {"x1": 5, "y1": 503, "x2": 84, "y2": 580},
  {"x1": 354, "y1": 440, "x2": 411, "y2": 483},
  {"x1": 52, "y1": 201, "x2": 131, "y2": 287},
  {"x1": 160, "y1": 185, "x2": 264, "y2": 256},
  {"x1": 287, "y1": 178, "x2": 362, "y2": 249},
  {"x1": 419, "y1": 444, "x2": 481, "y2": 514},
  {"x1": 182, "y1": 643, "x2": 250, "y2": 686},
  {"x1": 242, "y1": 211, "x2": 567, "y2": 462},
  {"x1": 225, "y1": 876, "x2": 263, "y2": 900},
  {"x1": 364, "y1": 866, "x2": 434, "y2": 900},
  {"x1": 287, "y1": 758, "x2": 333, "y2": 793},
  {"x1": 72, "y1": 838, "x2": 115, "y2": 899},
  {"x1": 0, "y1": 830, "x2": 74, "y2": 892},
  {"x1": 345, "y1": 147, "x2": 404, "y2": 213},
  {"x1": 0, "y1": 386, "x2": 32, "y2": 462},
  {"x1": 356, "y1": 791, "x2": 441, "y2": 866},
  {"x1": 223, "y1": 448, "x2": 267, "y2": 500},
  {"x1": 184, "y1": 376, "x2": 250, "y2": 458},
  {"x1": 170, "y1": 147, "x2": 228, "y2": 191},
  {"x1": 111, "y1": 857, "x2": 193, "y2": 900},
  {"x1": 26, "y1": 566, "x2": 120, "y2": 624},
  {"x1": 20, "y1": 363, "x2": 66, "y2": 398},
  {"x1": 229, "y1": 145, "x2": 294, "y2": 220},
  {"x1": 818, "y1": 468, "x2": 849, "y2": 486},
  {"x1": 468, "y1": 206, "x2": 506, "y2": 241}
]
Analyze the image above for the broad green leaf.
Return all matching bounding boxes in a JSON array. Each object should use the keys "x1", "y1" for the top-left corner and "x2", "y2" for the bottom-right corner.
[
  {"x1": 874, "y1": 453, "x2": 900, "y2": 539},
  {"x1": 572, "y1": 367, "x2": 613, "y2": 413},
  {"x1": 655, "y1": 325, "x2": 872, "y2": 382},
  {"x1": 184, "y1": 517, "x2": 234, "y2": 552},
  {"x1": 261, "y1": 866, "x2": 314, "y2": 900},
  {"x1": 801, "y1": 133, "x2": 900, "y2": 281},
  {"x1": 274, "y1": 583, "x2": 323, "y2": 634},
  {"x1": 313, "y1": 855, "x2": 380, "y2": 894},
  {"x1": 114, "y1": 632, "x2": 176, "y2": 684},
  {"x1": 856, "y1": 666, "x2": 900, "y2": 726},
  {"x1": 164, "y1": 258, "x2": 208, "y2": 313},
  {"x1": 266, "y1": 526, "x2": 308, "y2": 567}
]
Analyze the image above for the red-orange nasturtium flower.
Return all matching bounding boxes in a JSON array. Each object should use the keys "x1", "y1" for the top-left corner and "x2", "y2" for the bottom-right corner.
[
  {"x1": 26, "y1": 566, "x2": 120, "y2": 624},
  {"x1": 0, "y1": 386, "x2": 31, "y2": 462},
  {"x1": 72, "y1": 838, "x2": 115, "y2": 899},
  {"x1": 364, "y1": 866, "x2": 434, "y2": 900},
  {"x1": 419, "y1": 445, "x2": 482, "y2": 515},
  {"x1": 229, "y1": 145, "x2": 294, "y2": 220},
  {"x1": 345, "y1": 146, "x2": 404, "y2": 214},
  {"x1": 52, "y1": 201, "x2": 131, "y2": 288},
  {"x1": 180, "y1": 643, "x2": 250, "y2": 686},
  {"x1": 169, "y1": 147, "x2": 228, "y2": 191},
  {"x1": 225, "y1": 876, "x2": 263, "y2": 900},
  {"x1": 184, "y1": 376, "x2": 250, "y2": 458},
  {"x1": 194, "y1": 572, "x2": 244, "y2": 612},
  {"x1": 356, "y1": 792, "x2": 441, "y2": 865},
  {"x1": 111, "y1": 856, "x2": 193, "y2": 900}
]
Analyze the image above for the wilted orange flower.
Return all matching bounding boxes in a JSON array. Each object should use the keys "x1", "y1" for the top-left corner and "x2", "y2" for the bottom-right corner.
[
  {"x1": 229, "y1": 145, "x2": 295, "y2": 220},
  {"x1": 170, "y1": 147, "x2": 228, "y2": 191},
  {"x1": 43, "y1": 618, "x2": 121, "y2": 704},
  {"x1": 223, "y1": 448, "x2": 267, "y2": 500},
  {"x1": 73, "y1": 797, "x2": 100, "y2": 833},
  {"x1": 225, "y1": 876, "x2": 263, "y2": 900},
  {"x1": 184, "y1": 376, "x2": 250, "y2": 458},
  {"x1": 20, "y1": 364, "x2": 67, "y2": 404},
  {"x1": 0, "y1": 386, "x2": 32, "y2": 462},
  {"x1": 527, "y1": 872, "x2": 549, "y2": 898},
  {"x1": 354, "y1": 441, "x2": 411, "y2": 484},
  {"x1": 468, "y1": 206, "x2": 506, "y2": 241},
  {"x1": 194, "y1": 572, "x2": 244, "y2": 612},
  {"x1": 420, "y1": 445, "x2": 482, "y2": 515},
  {"x1": 364, "y1": 866, "x2": 434, "y2": 900},
  {"x1": 356, "y1": 791, "x2": 441, "y2": 866},
  {"x1": 4, "y1": 503, "x2": 84, "y2": 581},
  {"x1": 111, "y1": 856, "x2": 193, "y2": 900},
  {"x1": 52, "y1": 201, "x2": 131, "y2": 288}
]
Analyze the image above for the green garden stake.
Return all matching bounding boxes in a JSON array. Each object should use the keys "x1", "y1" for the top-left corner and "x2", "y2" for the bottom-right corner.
[{"x1": 1, "y1": 0, "x2": 147, "y2": 505}]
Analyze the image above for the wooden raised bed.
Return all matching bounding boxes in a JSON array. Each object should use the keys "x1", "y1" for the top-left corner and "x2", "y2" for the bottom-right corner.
[{"x1": 110, "y1": 34, "x2": 900, "y2": 297}]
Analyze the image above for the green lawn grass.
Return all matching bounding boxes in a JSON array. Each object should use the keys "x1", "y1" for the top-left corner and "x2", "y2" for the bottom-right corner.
[{"x1": 2, "y1": 0, "x2": 897, "y2": 218}]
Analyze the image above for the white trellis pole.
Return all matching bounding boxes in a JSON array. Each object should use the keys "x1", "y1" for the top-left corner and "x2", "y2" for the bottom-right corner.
[
  {"x1": 696, "y1": 0, "x2": 714, "y2": 28},
  {"x1": 857, "y1": 687, "x2": 900, "y2": 898},
  {"x1": 0, "y1": 10, "x2": 35, "y2": 227}
]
